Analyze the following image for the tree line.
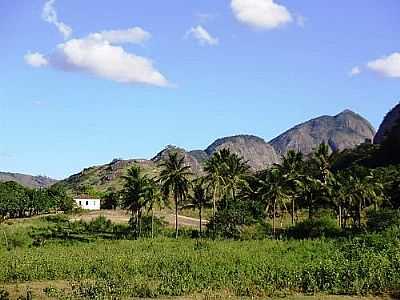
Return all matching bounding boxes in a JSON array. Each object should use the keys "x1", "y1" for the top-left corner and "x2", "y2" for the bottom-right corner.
[
  {"x1": 0, "y1": 182, "x2": 74, "y2": 221},
  {"x1": 116, "y1": 141, "x2": 400, "y2": 239}
]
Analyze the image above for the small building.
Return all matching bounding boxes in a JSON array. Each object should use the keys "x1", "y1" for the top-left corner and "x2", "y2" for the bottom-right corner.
[{"x1": 74, "y1": 195, "x2": 101, "y2": 210}]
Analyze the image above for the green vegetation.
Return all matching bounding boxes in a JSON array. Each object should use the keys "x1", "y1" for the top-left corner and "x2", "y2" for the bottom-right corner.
[
  {"x1": 0, "y1": 182, "x2": 74, "y2": 221},
  {"x1": 1, "y1": 216, "x2": 400, "y2": 298},
  {"x1": 2, "y1": 127, "x2": 400, "y2": 298}
]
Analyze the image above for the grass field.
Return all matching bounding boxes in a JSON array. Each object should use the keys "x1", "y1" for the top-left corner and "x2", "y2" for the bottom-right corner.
[{"x1": 1, "y1": 215, "x2": 400, "y2": 299}]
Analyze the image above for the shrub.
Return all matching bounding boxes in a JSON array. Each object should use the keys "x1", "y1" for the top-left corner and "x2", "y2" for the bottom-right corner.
[
  {"x1": 0, "y1": 289, "x2": 9, "y2": 300},
  {"x1": 239, "y1": 223, "x2": 272, "y2": 240},
  {"x1": 287, "y1": 216, "x2": 341, "y2": 239},
  {"x1": 85, "y1": 216, "x2": 112, "y2": 233},
  {"x1": 366, "y1": 209, "x2": 400, "y2": 232}
]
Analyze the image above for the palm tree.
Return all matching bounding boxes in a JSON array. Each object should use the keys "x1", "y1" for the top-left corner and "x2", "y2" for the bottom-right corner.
[
  {"x1": 204, "y1": 150, "x2": 226, "y2": 222},
  {"x1": 257, "y1": 168, "x2": 290, "y2": 237},
  {"x1": 159, "y1": 152, "x2": 192, "y2": 238},
  {"x1": 144, "y1": 178, "x2": 165, "y2": 238},
  {"x1": 204, "y1": 149, "x2": 249, "y2": 214},
  {"x1": 121, "y1": 165, "x2": 149, "y2": 238},
  {"x1": 277, "y1": 150, "x2": 304, "y2": 225},
  {"x1": 184, "y1": 178, "x2": 212, "y2": 236},
  {"x1": 223, "y1": 151, "x2": 250, "y2": 205},
  {"x1": 313, "y1": 143, "x2": 334, "y2": 185}
]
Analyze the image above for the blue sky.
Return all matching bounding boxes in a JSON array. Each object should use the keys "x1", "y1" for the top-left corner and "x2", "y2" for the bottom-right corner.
[{"x1": 0, "y1": 0, "x2": 399, "y2": 179}]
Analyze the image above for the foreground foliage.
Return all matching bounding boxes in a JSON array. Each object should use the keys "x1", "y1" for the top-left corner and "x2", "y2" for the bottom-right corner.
[{"x1": 1, "y1": 217, "x2": 400, "y2": 299}]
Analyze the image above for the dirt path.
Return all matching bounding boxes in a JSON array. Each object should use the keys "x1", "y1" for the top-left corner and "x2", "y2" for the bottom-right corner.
[{"x1": 70, "y1": 209, "x2": 208, "y2": 228}]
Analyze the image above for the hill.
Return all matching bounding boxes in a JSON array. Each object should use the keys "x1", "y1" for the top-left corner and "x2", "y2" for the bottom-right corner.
[
  {"x1": 0, "y1": 172, "x2": 57, "y2": 188},
  {"x1": 269, "y1": 110, "x2": 375, "y2": 155},
  {"x1": 374, "y1": 103, "x2": 400, "y2": 144},
  {"x1": 57, "y1": 109, "x2": 375, "y2": 194}
]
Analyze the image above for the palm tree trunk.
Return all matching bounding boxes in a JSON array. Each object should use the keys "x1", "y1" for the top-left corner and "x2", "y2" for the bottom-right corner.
[
  {"x1": 291, "y1": 198, "x2": 295, "y2": 225},
  {"x1": 199, "y1": 207, "x2": 202, "y2": 237},
  {"x1": 212, "y1": 186, "x2": 217, "y2": 239},
  {"x1": 151, "y1": 208, "x2": 154, "y2": 239},
  {"x1": 273, "y1": 200, "x2": 276, "y2": 238},
  {"x1": 175, "y1": 195, "x2": 179, "y2": 239}
]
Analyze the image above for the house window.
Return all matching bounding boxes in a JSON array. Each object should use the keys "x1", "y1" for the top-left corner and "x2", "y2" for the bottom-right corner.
[
  {"x1": 79, "y1": 201, "x2": 82, "y2": 206},
  {"x1": 86, "y1": 201, "x2": 89, "y2": 206}
]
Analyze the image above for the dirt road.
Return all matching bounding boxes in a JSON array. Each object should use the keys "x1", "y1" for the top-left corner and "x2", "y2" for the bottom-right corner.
[{"x1": 70, "y1": 209, "x2": 207, "y2": 228}]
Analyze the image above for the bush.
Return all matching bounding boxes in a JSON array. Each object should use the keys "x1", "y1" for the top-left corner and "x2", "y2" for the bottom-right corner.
[
  {"x1": 287, "y1": 216, "x2": 341, "y2": 239},
  {"x1": 366, "y1": 209, "x2": 400, "y2": 232},
  {"x1": 239, "y1": 223, "x2": 272, "y2": 240},
  {"x1": 0, "y1": 289, "x2": 9, "y2": 300},
  {"x1": 85, "y1": 216, "x2": 112, "y2": 233}
]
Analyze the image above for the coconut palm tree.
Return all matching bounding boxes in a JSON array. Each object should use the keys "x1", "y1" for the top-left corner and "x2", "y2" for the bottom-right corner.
[
  {"x1": 204, "y1": 150, "x2": 226, "y2": 221},
  {"x1": 277, "y1": 150, "x2": 304, "y2": 225},
  {"x1": 257, "y1": 168, "x2": 290, "y2": 237},
  {"x1": 121, "y1": 165, "x2": 149, "y2": 238},
  {"x1": 144, "y1": 178, "x2": 166, "y2": 238},
  {"x1": 159, "y1": 152, "x2": 192, "y2": 238},
  {"x1": 184, "y1": 178, "x2": 212, "y2": 236}
]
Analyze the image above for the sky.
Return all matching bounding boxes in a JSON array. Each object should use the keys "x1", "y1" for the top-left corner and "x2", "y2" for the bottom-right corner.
[{"x1": 0, "y1": 0, "x2": 399, "y2": 179}]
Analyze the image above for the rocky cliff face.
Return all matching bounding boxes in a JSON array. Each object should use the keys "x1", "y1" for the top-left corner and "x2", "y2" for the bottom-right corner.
[
  {"x1": 269, "y1": 110, "x2": 375, "y2": 155},
  {"x1": 152, "y1": 145, "x2": 204, "y2": 174},
  {"x1": 0, "y1": 172, "x2": 57, "y2": 188},
  {"x1": 374, "y1": 103, "x2": 400, "y2": 144},
  {"x1": 58, "y1": 109, "x2": 376, "y2": 194},
  {"x1": 205, "y1": 135, "x2": 280, "y2": 170}
]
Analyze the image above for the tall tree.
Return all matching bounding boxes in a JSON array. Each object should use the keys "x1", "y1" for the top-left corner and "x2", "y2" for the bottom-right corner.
[
  {"x1": 144, "y1": 178, "x2": 165, "y2": 238},
  {"x1": 121, "y1": 165, "x2": 149, "y2": 238},
  {"x1": 185, "y1": 178, "x2": 212, "y2": 236},
  {"x1": 277, "y1": 150, "x2": 304, "y2": 225},
  {"x1": 257, "y1": 168, "x2": 290, "y2": 237},
  {"x1": 159, "y1": 152, "x2": 192, "y2": 238}
]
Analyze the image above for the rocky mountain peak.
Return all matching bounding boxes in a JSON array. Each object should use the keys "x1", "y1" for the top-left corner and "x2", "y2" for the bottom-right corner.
[{"x1": 374, "y1": 103, "x2": 400, "y2": 144}]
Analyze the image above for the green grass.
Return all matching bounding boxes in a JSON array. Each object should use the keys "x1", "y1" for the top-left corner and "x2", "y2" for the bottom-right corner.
[{"x1": 1, "y1": 217, "x2": 400, "y2": 299}]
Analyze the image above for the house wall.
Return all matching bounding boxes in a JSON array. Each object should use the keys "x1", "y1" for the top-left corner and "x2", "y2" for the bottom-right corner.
[{"x1": 74, "y1": 198, "x2": 101, "y2": 210}]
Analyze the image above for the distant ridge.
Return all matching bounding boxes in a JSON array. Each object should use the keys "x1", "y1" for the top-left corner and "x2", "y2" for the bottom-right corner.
[
  {"x1": 0, "y1": 172, "x2": 57, "y2": 188},
  {"x1": 269, "y1": 110, "x2": 375, "y2": 155},
  {"x1": 374, "y1": 103, "x2": 400, "y2": 144},
  {"x1": 57, "y1": 109, "x2": 375, "y2": 193}
]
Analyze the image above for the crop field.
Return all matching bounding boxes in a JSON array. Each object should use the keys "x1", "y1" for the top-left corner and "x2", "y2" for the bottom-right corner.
[{"x1": 1, "y1": 217, "x2": 400, "y2": 299}]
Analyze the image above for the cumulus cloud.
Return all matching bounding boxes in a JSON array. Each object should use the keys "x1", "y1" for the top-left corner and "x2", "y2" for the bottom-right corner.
[
  {"x1": 25, "y1": 32, "x2": 169, "y2": 87},
  {"x1": 24, "y1": 52, "x2": 48, "y2": 67},
  {"x1": 42, "y1": 0, "x2": 72, "y2": 39},
  {"x1": 186, "y1": 25, "x2": 219, "y2": 46},
  {"x1": 89, "y1": 27, "x2": 151, "y2": 45},
  {"x1": 366, "y1": 52, "x2": 400, "y2": 78},
  {"x1": 231, "y1": 0, "x2": 292, "y2": 30},
  {"x1": 349, "y1": 66, "x2": 361, "y2": 77}
]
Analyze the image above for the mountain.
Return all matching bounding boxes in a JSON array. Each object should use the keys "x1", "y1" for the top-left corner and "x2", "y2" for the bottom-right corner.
[
  {"x1": 152, "y1": 145, "x2": 204, "y2": 174},
  {"x1": 0, "y1": 172, "x2": 57, "y2": 188},
  {"x1": 56, "y1": 158, "x2": 158, "y2": 194},
  {"x1": 58, "y1": 136, "x2": 280, "y2": 194},
  {"x1": 269, "y1": 110, "x2": 375, "y2": 156},
  {"x1": 57, "y1": 109, "x2": 376, "y2": 194},
  {"x1": 374, "y1": 103, "x2": 400, "y2": 144},
  {"x1": 204, "y1": 135, "x2": 280, "y2": 170}
]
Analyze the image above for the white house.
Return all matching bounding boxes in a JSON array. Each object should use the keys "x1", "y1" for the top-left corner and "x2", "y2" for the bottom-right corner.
[{"x1": 74, "y1": 196, "x2": 101, "y2": 210}]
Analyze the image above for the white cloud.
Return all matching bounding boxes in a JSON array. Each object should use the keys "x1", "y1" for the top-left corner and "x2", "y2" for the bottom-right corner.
[
  {"x1": 42, "y1": 0, "x2": 72, "y2": 39},
  {"x1": 231, "y1": 0, "x2": 292, "y2": 30},
  {"x1": 349, "y1": 66, "x2": 361, "y2": 77},
  {"x1": 186, "y1": 25, "x2": 219, "y2": 46},
  {"x1": 366, "y1": 52, "x2": 400, "y2": 78},
  {"x1": 24, "y1": 52, "x2": 48, "y2": 67},
  {"x1": 89, "y1": 27, "x2": 151, "y2": 45},
  {"x1": 25, "y1": 34, "x2": 169, "y2": 87}
]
